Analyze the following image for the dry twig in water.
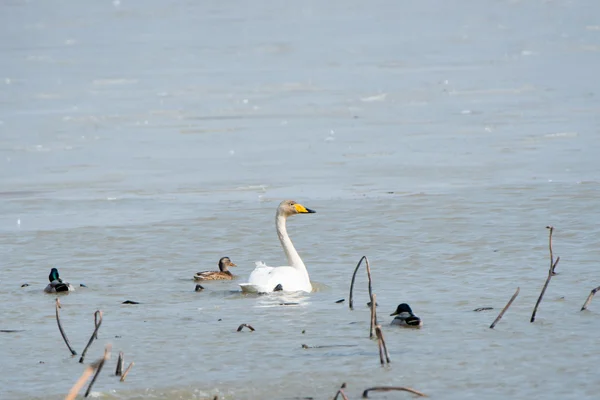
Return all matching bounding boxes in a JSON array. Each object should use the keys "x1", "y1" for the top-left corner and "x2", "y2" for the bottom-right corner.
[
  {"x1": 65, "y1": 344, "x2": 111, "y2": 400},
  {"x1": 55, "y1": 298, "x2": 77, "y2": 356},
  {"x1": 237, "y1": 324, "x2": 255, "y2": 332},
  {"x1": 580, "y1": 286, "x2": 600, "y2": 311},
  {"x1": 120, "y1": 362, "x2": 134, "y2": 382},
  {"x1": 490, "y1": 287, "x2": 520, "y2": 329},
  {"x1": 362, "y1": 386, "x2": 427, "y2": 398},
  {"x1": 80, "y1": 311, "x2": 103, "y2": 363},
  {"x1": 333, "y1": 383, "x2": 349, "y2": 400},
  {"x1": 116, "y1": 351, "x2": 124, "y2": 376},
  {"x1": 84, "y1": 344, "x2": 111, "y2": 397},
  {"x1": 531, "y1": 226, "x2": 560, "y2": 323},
  {"x1": 374, "y1": 325, "x2": 391, "y2": 365},
  {"x1": 369, "y1": 293, "x2": 378, "y2": 339},
  {"x1": 349, "y1": 256, "x2": 374, "y2": 310}
]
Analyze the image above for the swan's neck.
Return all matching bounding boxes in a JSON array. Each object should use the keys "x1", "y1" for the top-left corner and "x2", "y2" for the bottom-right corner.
[{"x1": 276, "y1": 214, "x2": 308, "y2": 276}]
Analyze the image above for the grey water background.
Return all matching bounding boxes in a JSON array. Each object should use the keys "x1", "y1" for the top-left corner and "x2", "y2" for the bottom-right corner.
[{"x1": 1, "y1": 0, "x2": 600, "y2": 399}]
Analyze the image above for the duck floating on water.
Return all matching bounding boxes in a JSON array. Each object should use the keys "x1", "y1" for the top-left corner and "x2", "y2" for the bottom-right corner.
[
  {"x1": 193, "y1": 257, "x2": 237, "y2": 281},
  {"x1": 44, "y1": 268, "x2": 74, "y2": 293},
  {"x1": 390, "y1": 303, "x2": 422, "y2": 328},
  {"x1": 239, "y1": 200, "x2": 316, "y2": 294}
]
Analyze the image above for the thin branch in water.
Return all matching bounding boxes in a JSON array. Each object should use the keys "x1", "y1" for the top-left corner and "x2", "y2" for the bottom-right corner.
[
  {"x1": 490, "y1": 287, "x2": 520, "y2": 329},
  {"x1": 65, "y1": 361, "x2": 100, "y2": 400},
  {"x1": 79, "y1": 311, "x2": 103, "y2": 363},
  {"x1": 333, "y1": 383, "x2": 349, "y2": 400},
  {"x1": 55, "y1": 298, "x2": 77, "y2": 356},
  {"x1": 84, "y1": 344, "x2": 111, "y2": 397},
  {"x1": 120, "y1": 362, "x2": 134, "y2": 382},
  {"x1": 115, "y1": 351, "x2": 124, "y2": 376},
  {"x1": 237, "y1": 324, "x2": 255, "y2": 332},
  {"x1": 369, "y1": 293, "x2": 378, "y2": 339},
  {"x1": 375, "y1": 325, "x2": 391, "y2": 365},
  {"x1": 362, "y1": 386, "x2": 427, "y2": 398},
  {"x1": 349, "y1": 256, "x2": 374, "y2": 310},
  {"x1": 531, "y1": 226, "x2": 560, "y2": 323},
  {"x1": 580, "y1": 286, "x2": 600, "y2": 311}
]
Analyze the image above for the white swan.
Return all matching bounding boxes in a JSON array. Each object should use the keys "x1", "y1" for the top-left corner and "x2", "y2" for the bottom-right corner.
[{"x1": 239, "y1": 200, "x2": 316, "y2": 294}]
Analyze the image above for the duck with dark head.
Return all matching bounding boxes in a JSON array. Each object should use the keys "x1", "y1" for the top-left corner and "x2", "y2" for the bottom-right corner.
[
  {"x1": 44, "y1": 268, "x2": 74, "y2": 293},
  {"x1": 194, "y1": 257, "x2": 237, "y2": 281}
]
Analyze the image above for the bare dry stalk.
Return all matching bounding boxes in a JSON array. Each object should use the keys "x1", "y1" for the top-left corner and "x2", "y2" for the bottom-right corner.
[
  {"x1": 115, "y1": 351, "x2": 124, "y2": 376},
  {"x1": 362, "y1": 386, "x2": 427, "y2": 398},
  {"x1": 80, "y1": 310, "x2": 103, "y2": 363},
  {"x1": 349, "y1": 256, "x2": 374, "y2": 310},
  {"x1": 55, "y1": 298, "x2": 77, "y2": 356},
  {"x1": 120, "y1": 362, "x2": 134, "y2": 382},
  {"x1": 375, "y1": 325, "x2": 391, "y2": 365},
  {"x1": 65, "y1": 363, "x2": 97, "y2": 400},
  {"x1": 84, "y1": 344, "x2": 111, "y2": 397},
  {"x1": 236, "y1": 324, "x2": 255, "y2": 332},
  {"x1": 531, "y1": 226, "x2": 560, "y2": 323},
  {"x1": 332, "y1": 383, "x2": 349, "y2": 400},
  {"x1": 369, "y1": 293, "x2": 378, "y2": 339},
  {"x1": 581, "y1": 286, "x2": 600, "y2": 311},
  {"x1": 490, "y1": 287, "x2": 520, "y2": 329}
]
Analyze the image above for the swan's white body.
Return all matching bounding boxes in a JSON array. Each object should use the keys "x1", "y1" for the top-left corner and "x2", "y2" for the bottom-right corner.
[{"x1": 239, "y1": 200, "x2": 314, "y2": 294}]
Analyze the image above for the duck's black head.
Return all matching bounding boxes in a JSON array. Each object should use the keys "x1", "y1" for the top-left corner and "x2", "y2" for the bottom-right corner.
[
  {"x1": 390, "y1": 303, "x2": 413, "y2": 316},
  {"x1": 218, "y1": 257, "x2": 237, "y2": 272},
  {"x1": 48, "y1": 268, "x2": 60, "y2": 282}
]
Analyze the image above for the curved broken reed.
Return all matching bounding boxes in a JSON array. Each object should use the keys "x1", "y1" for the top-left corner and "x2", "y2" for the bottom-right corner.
[
  {"x1": 374, "y1": 325, "x2": 390, "y2": 365},
  {"x1": 237, "y1": 324, "x2": 255, "y2": 332},
  {"x1": 55, "y1": 298, "x2": 77, "y2": 356},
  {"x1": 120, "y1": 361, "x2": 134, "y2": 382},
  {"x1": 531, "y1": 226, "x2": 560, "y2": 323},
  {"x1": 79, "y1": 311, "x2": 103, "y2": 363},
  {"x1": 115, "y1": 352, "x2": 124, "y2": 376},
  {"x1": 362, "y1": 386, "x2": 427, "y2": 398},
  {"x1": 490, "y1": 287, "x2": 520, "y2": 329},
  {"x1": 65, "y1": 344, "x2": 111, "y2": 400},
  {"x1": 369, "y1": 293, "x2": 378, "y2": 339},
  {"x1": 349, "y1": 256, "x2": 374, "y2": 310},
  {"x1": 333, "y1": 383, "x2": 349, "y2": 400},
  {"x1": 580, "y1": 286, "x2": 600, "y2": 311}
]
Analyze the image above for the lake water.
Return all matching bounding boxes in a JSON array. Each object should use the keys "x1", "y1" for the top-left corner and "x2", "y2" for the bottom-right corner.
[{"x1": 1, "y1": 0, "x2": 600, "y2": 399}]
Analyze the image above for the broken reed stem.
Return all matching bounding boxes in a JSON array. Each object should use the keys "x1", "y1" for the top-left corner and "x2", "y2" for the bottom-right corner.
[
  {"x1": 580, "y1": 286, "x2": 600, "y2": 311},
  {"x1": 490, "y1": 287, "x2": 520, "y2": 329},
  {"x1": 369, "y1": 293, "x2": 377, "y2": 339},
  {"x1": 55, "y1": 298, "x2": 77, "y2": 356},
  {"x1": 349, "y1": 256, "x2": 374, "y2": 310},
  {"x1": 84, "y1": 344, "x2": 111, "y2": 397},
  {"x1": 236, "y1": 324, "x2": 255, "y2": 332},
  {"x1": 115, "y1": 352, "x2": 124, "y2": 376},
  {"x1": 120, "y1": 362, "x2": 134, "y2": 382},
  {"x1": 332, "y1": 383, "x2": 349, "y2": 400},
  {"x1": 375, "y1": 325, "x2": 391, "y2": 365},
  {"x1": 362, "y1": 386, "x2": 427, "y2": 398},
  {"x1": 65, "y1": 363, "x2": 97, "y2": 400},
  {"x1": 79, "y1": 310, "x2": 103, "y2": 363},
  {"x1": 531, "y1": 227, "x2": 560, "y2": 323}
]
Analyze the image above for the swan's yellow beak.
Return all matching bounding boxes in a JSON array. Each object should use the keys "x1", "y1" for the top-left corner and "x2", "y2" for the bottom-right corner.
[{"x1": 294, "y1": 203, "x2": 316, "y2": 213}]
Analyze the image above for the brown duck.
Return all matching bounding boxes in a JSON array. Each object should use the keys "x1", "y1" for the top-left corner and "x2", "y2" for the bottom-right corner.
[{"x1": 194, "y1": 257, "x2": 237, "y2": 281}]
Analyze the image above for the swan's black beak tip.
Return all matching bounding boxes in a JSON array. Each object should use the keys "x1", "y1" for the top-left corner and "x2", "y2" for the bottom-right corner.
[{"x1": 306, "y1": 208, "x2": 316, "y2": 213}]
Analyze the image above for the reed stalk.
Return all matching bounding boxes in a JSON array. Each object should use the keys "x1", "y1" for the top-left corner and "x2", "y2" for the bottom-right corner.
[
  {"x1": 531, "y1": 226, "x2": 560, "y2": 323},
  {"x1": 349, "y1": 256, "x2": 374, "y2": 310},
  {"x1": 580, "y1": 286, "x2": 600, "y2": 311},
  {"x1": 55, "y1": 298, "x2": 77, "y2": 356},
  {"x1": 490, "y1": 287, "x2": 520, "y2": 329},
  {"x1": 80, "y1": 311, "x2": 103, "y2": 363}
]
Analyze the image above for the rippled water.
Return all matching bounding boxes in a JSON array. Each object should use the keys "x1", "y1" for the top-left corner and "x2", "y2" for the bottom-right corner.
[{"x1": 2, "y1": 0, "x2": 600, "y2": 399}]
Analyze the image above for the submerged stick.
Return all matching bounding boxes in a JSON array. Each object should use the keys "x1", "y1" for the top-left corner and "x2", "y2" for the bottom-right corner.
[
  {"x1": 375, "y1": 325, "x2": 391, "y2": 365},
  {"x1": 120, "y1": 362, "x2": 134, "y2": 382},
  {"x1": 490, "y1": 287, "x2": 520, "y2": 329},
  {"x1": 531, "y1": 227, "x2": 560, "y2": 323},
  {"x1": 581, "y1": 286, "x2": 600, "y2": 311},
  {"x1": 115, "y1": 352, "x2": 124, "y2": 376},
  {"x1": 349, "y1": 256, "x2": 374, "y2": 310},
  {"x1": 362, "y1": 386, "x2": 427, "y2": 398},
  {"x1": 84, "y1": 344, "x2": 111, "y2": 397},
  {"x1": 237, "y1": 324, "x2": 255, "y2": 332},
  {"x1": 369, "y1": 293, "x2": 377, "y2": 339},
  {"x1": 79, "y1": 311, "x2": 103, "y2": 363},
  {"x1": 55, "y1": 298, "x2": 77, "y2": 356},
  {"x1": 65, "y1": 361, "x2": 98, "y2": 400},
  {"x1": 333, "y1": 383, "x2": 349, "y2": 400}
]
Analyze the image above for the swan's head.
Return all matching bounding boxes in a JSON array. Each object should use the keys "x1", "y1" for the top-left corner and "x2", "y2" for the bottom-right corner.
[
  {"x1": 278, "y1": 200, "x2": 316, "y2": 217},
  {"x1": 218, "y1": 257, "x2": 237, "y2": 272}
]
